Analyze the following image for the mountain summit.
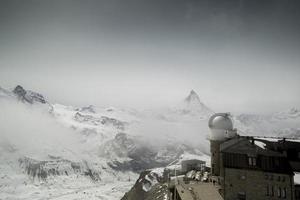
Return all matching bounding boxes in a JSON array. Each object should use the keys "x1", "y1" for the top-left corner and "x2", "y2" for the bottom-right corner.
[
  {"x1": 184, "y1": 90, "x2": 201, "y2": 104},
  {"x1": 172, "y1": 90, "x2": 214, "y2": 119}
]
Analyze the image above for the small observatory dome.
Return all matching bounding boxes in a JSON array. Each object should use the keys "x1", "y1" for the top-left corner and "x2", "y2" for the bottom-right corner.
[{"x1": 208, "y1": 113, "x2": 236, "y2": 141}]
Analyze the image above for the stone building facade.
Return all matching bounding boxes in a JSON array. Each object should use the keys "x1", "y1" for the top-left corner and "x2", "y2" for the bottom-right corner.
[
  {"x1": 217, "y1": 137, "x2": 295, "y2": 200},
  {"x1": 224, "y1": 168, "x2": 294, "y2": 200}
]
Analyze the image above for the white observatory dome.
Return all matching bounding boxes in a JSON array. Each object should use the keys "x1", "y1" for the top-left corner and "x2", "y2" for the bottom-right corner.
[
  {"x1": 208, "y1": 113, "x2": 236, "y2": 141},
  {"x1": 208, "y1": 113, "x2": 233, "y2": 130}
]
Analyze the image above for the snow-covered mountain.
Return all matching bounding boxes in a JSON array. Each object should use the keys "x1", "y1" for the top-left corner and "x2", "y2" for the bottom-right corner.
[
  {"x1": 0, "y1": 85, "x2": 299, "y2": 200},
  {"x1": 234, "y1": 108, "x2": 300, "y2": 138},
  {"x1": 0, "y1": 86, "x2": 141, "y2": 200}
]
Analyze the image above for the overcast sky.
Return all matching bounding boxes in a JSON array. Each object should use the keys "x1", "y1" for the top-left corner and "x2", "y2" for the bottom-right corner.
[{"x1": 0, "y1": 0, "x2": 299, "y2": 113}]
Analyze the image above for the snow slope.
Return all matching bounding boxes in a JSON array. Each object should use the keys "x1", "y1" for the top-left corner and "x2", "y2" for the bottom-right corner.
[{"x1": 0, "y1": 87, "x2": 138, "y2": 200}]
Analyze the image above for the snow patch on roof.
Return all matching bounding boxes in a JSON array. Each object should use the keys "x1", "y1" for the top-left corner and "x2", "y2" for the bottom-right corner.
[{"x1": 254, "y1": 140, "x2": 266, "y2": 149}]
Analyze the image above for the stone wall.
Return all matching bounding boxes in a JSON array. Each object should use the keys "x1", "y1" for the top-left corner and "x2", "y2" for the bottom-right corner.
[{"x1": 211, "y1": 140, "x2": 222, "y2": 176}]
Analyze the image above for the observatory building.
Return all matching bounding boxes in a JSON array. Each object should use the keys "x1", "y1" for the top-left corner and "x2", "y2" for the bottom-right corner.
[
  {"x1": 208, "y1": 113, "x2": 237, "y2": 176},
  {"x1": 208, "y1": 113, "x2": 300, "y2": 200}
]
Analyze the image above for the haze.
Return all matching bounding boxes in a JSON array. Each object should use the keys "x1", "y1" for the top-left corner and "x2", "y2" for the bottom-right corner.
[{"x1": 0, "y1": 0, "x2": 300, "y2": 113}]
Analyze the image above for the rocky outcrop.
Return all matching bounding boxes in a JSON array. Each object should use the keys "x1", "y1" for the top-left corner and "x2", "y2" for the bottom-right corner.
[
  {"x1": 74, "y1": 112, "x2": 127, "y2": 130},
  {"x1": 121, "y1": 170, "x2": 168, "y2": 200},
  {"x1": 13, "y1": 85, "x2": 46, "y2": 104},
  {"x1": 76, "y1": 105, "x2": 96, "y2": 113},
  {"x1": 18, "y1": 157, "x2": 101, "y2": 181}
]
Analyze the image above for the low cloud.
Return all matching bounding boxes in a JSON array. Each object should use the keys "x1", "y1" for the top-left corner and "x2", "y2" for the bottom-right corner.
[{"x1": 0, "y1": 99, "x2": 82, "y2": 161}]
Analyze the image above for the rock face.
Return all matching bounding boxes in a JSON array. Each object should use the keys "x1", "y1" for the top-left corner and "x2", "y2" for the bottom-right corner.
[
  {"x1": 13, "y1": 85, "x2": 46, "y2": 104},
  {"x1": 18, "y1": 157, "x2": 83, "y2": 181},
  {"x1": 13, "y1": 85, "x2": 27, "y2": 98},
  {"x1": 18, "y1": 156, "x2": 107, "y2": 182}
]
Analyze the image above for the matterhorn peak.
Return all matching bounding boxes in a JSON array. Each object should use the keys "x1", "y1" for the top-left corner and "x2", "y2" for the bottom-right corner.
[
  {"x1": 184, "y1": 90, "x2": 201, "y2": 103},
  {"x1": 174, "y1": 90, "x2": 214, "y2": 118}
]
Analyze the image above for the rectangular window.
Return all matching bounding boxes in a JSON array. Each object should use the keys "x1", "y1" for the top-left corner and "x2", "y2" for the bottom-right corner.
[
  {"x1": 253, "y1": 157, "x2": 256, "y2": 166},
  {"x1": 278, "y1": 187, "x2": 281, "y2": 198},
  {"x1": 248, "y1": 157, "x2": 257, "y2": 166},
  {"x1": 282, "y1": 188, "x2": 287, "y2": 198}
]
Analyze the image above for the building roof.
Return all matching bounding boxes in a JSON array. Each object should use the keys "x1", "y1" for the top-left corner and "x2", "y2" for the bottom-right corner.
[
  {"x1": 220, "y1": 136, "x2": 294, "y2": 174},
  {"x1": 175, "y1": 181, "x2": 223, "y2": 200},
  {"x1": 220, "y1": 136, "x2": 284, "y2": 157},
  {"x1": 265, "y1": 139, "x2": 300, "y2": 151},
  {"x1": 181, "y1": 159, "x2": 206, "y2": 164}
]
